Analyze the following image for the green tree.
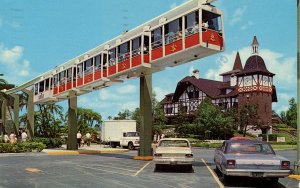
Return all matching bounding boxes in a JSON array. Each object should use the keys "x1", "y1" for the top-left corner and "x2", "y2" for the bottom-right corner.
[
  {"x1": 286, "y1": 97, "x2": 297, "y2": 128},
  {"x1": 280, "y1": 111, "x2": 287, "y2": 124},
  {"x1": 194, "y1": 98, "x2": 234, "y2": 139},
  {"x1": 173, "y1": 102, "x2": 190, "y2": 136},
  {"x1": 152, "y1": 93, "x2": 167, "y2": 137},
  {"x1": 114, "y1": 109, "x2": 132, "y2": 120},
  {"x1": 76, "y1": 107, "x2": 102, "y2": 133},
  {"x1": 238, "y1": 104, "x2": 258, "y2": 137},
  {"x1": 131, "y1": 107, "x2": 141, "y2": 131}
]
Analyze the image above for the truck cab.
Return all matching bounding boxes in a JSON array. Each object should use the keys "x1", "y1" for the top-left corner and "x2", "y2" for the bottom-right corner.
[{"x1": 121, "y1": 132, "x2": 140, "y2": 150}]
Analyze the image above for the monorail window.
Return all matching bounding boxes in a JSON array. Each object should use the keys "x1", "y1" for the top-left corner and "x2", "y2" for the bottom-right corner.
[
  {"x1": 108, "y1": 48, "x2": 116, "y2": 66},
  {"x1": 66, "y1": 68, "x2": 72, "y2": 82},
  {"x1": 103, "y1": 54, "x2": 107, "y2": 68},
  {"x1": 144, "y1": 36, "x2": 149, "y2": 54},
  {"x1": 59, "y1": 71, "x2": 66, "y2": 84},
  {"x1": 73, "y1": 67, "x2": 76, "y2": 81},
  {"x1": 84, "y1": 58, "x2": 93, "y2": 74},
  {"x1": 94, "y1": 54, "x2": 101, "y2": 71},
  {"x1": 151, "y1": 27, "x2": 162, "y2": 49},
  {"x1": 118, "y1": 42, "x2": 130, "y2": 62},
  {"x1": 202, "y1": 10, "x2": 222, "y2": 32},
  {"x1": 132, "y1": 37, "x2": 141, "y2": 57},
  {"x1": 50, "y1": 78, "x2": 53, "y2": 90},
  {"x1": 34, "y1": 83, "x2": 38, "y2": 95},
  {"x1": 53, "y1": 74, "x2": 58, "y2": 87},
  {"x1": 77, "y1": 63, "x2": 83, "y2": 78},
  {"x1": 39, "y1": 80, "x2": 44, "y2": 93},
  {"x1": 165, "y1": 18, "x2": 182, "y2": 44},
  {"x1": 185, "y1": 11, "x2": 199, "y2": 36},
  {"x1": 45, "y1": 78, "x2": 50, "y2": 90}
]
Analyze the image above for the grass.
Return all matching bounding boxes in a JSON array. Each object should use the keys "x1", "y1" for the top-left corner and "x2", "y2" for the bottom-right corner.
[{"x1": 271, "y1": 144, "x2": 297, "y2": 150}]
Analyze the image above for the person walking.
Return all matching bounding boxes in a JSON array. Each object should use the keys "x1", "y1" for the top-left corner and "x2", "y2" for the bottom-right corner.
[
  {"x1": 4, "y1": 134, "x2": 9, "y2": 143},
  {"x1": 86, "y1": 132, "x2": 91, "y2": 146},
  {"x1": 77, "y1": 131, "x2": 82, "y2": 148},
  {"x1": 9, "y1": 133, "x2": 16, "y2": 144},
  {"x1": 21, "y1": 131, "x2": 28, "y2": 142}
]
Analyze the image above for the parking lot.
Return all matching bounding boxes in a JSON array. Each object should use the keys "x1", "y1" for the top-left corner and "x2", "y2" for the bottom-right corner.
[{"x1": 0, "y1": 148, "x2": 297, "y2": 188}]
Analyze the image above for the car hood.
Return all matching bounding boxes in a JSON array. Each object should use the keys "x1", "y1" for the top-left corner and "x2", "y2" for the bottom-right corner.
[{"x1": 155, "y1": 147, "x2": 192, "y2": 154}]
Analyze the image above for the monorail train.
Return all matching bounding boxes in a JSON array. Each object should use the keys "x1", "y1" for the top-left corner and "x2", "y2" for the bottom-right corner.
[{"x1": 33, "y1": 0, "x2": 224, "y2": 104}]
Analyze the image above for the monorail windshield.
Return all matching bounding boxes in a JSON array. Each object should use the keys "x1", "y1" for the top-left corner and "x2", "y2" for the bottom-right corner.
[{"x1": 202, "y1": 10, "x2": 222, "y2": 32}]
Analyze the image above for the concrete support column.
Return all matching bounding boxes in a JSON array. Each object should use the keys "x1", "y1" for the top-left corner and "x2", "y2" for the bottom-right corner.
[
  {"x1": 139, "y1": 73, "x2": 153, "y2": 156},
  {"x1": 1, "y1": 98, "x2": 7, "y2": 137},
  {"x1": 22, "y1": 89, "x2": 34, "y2": 139},
  {"x1": 11, "y1": 94, "x2": 20, "y2": 134},
  {"x1": 67, "y1": 91, "x2": 77, "y2": 150}
]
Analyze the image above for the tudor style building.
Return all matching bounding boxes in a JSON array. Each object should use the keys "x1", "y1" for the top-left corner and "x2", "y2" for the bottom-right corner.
[{"x1": 162, "y1": 36, "x2": 277, "y2": 133}]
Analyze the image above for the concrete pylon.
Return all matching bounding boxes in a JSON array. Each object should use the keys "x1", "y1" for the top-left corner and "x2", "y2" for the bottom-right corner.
[
  {"x1": 67, "y1": 90, "x2": 77, "y2": 150},
  {"x1": 22, "y1": 89, "x2": 34, "y2": 139},
  {"x1": 10, "y1": 94, "x2": 20, "y2": 134},
  {"x1": 139, "y1": 72, "x2": 153, "y2": 156}
]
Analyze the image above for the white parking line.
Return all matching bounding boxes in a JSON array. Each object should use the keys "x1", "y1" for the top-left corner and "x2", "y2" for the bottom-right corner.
[
  {"x1": 201, "y1": 158, "x2": 224, "y2": 188},
  {"x1": 133, "y1": 162, "x2": 151, "y2": 177}
]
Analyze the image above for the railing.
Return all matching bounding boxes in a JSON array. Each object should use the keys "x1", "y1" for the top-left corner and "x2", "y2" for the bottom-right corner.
[
  {"x1": 132, "y1": 48, "x2": 141, "y2": 57},
  {"x1": 151, "y1": 40, "x2": 162, "y2": 49}
]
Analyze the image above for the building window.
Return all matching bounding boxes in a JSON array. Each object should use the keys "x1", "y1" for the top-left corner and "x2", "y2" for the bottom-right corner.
[{"x1": 166, "y1": 107, "x2": 173, "y2": 114}]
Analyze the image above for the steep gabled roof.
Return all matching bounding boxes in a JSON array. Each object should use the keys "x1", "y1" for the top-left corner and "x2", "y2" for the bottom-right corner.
[
  {"x1": 172, "y1": 76, "x2": 223, "y2": 101},
  {"x1": 220, "y1": 52, "x2": 243, "y2": 76}
]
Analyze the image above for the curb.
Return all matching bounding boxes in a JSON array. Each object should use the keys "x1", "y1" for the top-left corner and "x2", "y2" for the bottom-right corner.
[
  {"x1": 133, "y1": 156, "x2": 153, "y2": 161},
  {"x1": 43, "y1": 149, "x2": 129, "y2": 155}
]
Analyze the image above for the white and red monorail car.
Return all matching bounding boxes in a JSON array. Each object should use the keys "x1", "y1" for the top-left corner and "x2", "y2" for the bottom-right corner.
[{"x1": 33, "y1": 0, "x2": 224, "y2": 104}]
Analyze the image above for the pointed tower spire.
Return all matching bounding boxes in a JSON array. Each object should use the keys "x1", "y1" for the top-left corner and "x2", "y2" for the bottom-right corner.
[
  {"x1": 251, "y1": 36, "x2": 259, "y2": 54},
  {"x1": 233, "y1": 51, "x2": 243, "y2": 71}
]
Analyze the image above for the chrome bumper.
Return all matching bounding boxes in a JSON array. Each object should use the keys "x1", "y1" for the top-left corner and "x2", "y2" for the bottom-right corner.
[
  {"x1": 224, "y1": 169, "x2": 291, "y2": 178},
  {"x1": 153, "y1": 157, "x2": 194, "y2": 165}
]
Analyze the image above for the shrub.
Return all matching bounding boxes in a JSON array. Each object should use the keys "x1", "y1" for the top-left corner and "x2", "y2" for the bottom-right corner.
[
  {"x1": 30, "y1": 137, "x2": 62, "y2": 149},
  {"x1": 0, "y1": 142, "x2": 45, "y2": 153},
  {"x1": 191, "y1": 141, "x2": 222, "y2": 148}
]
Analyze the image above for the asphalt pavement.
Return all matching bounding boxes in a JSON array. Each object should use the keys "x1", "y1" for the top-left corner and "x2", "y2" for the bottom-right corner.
[{"x1": 0, "y1": 147, "x2": 298, "y2": 188}]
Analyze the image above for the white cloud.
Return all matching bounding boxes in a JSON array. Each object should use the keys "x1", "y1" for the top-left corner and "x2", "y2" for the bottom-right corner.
[
  {"x1": 118, "y1": 101, "x2": 138, "y2": 111},
  {"x1": 19, "y1": 60, "x2": 30, "y2": 76},
  {"x1": 116, "y1": 84, "x2": 137, "y2": 94},
  {"x1": 277, "y1": 93, "x2": 292, "y2": 102},
  {"x1": 205, "y1": 47, "x2": 296, "y2": 89},
  {"x1": 229, "y1": 6, "x2": 247, "y2": 26},
  {"x1": 188, "y1": 65, "x2": 195, "y2": 76},
  {"x1": 98, "y1": 89, "x2": 121, "y2": 101},
  {"x1": 153, "y1": 86, "x2": 171, "y2": 101},
  {"x1": 240, "y1": 21, "x2": 254, "y2": 30},
  {"x1": 0, "y1": 44, "x2": 23, "y2": 64}
]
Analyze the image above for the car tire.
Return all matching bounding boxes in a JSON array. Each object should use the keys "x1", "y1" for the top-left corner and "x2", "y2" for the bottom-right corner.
[
  {"x1": 223, "y1": 174, "x2": 232, "y2": 184},
  {"x1": 215, "y1": 166, "x2": 221, "y2": 176},
  {"x1": 270, "y1": 177, "x2": 279, "y2": 184},
  {"x1": 128, "y1": 142, "x2": 135, "y2": 150},
  {"x1": 155, "y1": 164, "x2": 162, "y2": 171}
]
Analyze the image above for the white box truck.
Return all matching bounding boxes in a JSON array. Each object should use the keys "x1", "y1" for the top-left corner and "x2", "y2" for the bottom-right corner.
[{"x1": 101, "y1": 120, "x2": 139, "y2": 150}]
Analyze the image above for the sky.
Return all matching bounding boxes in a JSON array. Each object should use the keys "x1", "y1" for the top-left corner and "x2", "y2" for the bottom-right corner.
[{"x1": 0, "y1": 0, "x2": 297, "y2": 119}]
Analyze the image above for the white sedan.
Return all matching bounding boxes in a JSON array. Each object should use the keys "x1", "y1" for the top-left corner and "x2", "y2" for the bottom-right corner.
[{"x1": 153, "y1": 138, "x2": 194, "y2": 169}]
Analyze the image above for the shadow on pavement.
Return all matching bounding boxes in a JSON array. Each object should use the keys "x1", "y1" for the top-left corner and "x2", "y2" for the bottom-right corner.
[{"x1": 154, "y1": 165, "x2": 194, "y2": 173}]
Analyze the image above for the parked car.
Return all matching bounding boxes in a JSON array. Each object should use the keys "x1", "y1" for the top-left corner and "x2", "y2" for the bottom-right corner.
[
  {"x1": 214, "y1": 139, "x2": 291, "y2": 183},
  {"x1": 153, "y1": 138, "x2": 194, "y2": 170}
]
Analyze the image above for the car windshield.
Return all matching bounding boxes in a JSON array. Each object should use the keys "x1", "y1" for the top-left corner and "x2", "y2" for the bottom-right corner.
[
  {"x1": 159, "y1": 140, "x2": 189, "y2": 147},
  {"x1": 227, "y1": 142, "x2": 274, "y2": 154}
]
